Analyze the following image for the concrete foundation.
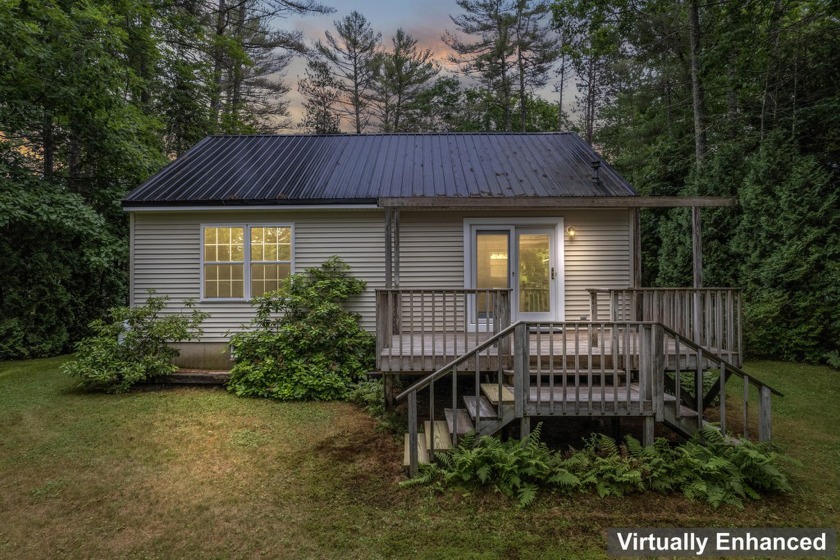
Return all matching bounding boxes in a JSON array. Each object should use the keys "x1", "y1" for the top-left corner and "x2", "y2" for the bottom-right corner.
[{"x1": 171, "y1": 342, "x2": 233, "y2": 370}]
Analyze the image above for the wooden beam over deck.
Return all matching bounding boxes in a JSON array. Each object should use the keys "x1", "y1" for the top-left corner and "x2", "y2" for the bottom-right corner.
[{"x1": 378, "y1": 196, "x2": 738, "y2": 209}]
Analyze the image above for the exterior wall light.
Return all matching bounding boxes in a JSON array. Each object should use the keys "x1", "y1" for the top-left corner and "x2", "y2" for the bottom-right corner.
[{"x1": 566, "y1": 226, "x2": 576, "y2": 238}]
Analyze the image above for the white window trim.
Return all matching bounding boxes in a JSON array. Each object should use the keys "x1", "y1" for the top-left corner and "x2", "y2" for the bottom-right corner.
[
  {"x1": 200, "y1": 223, "x2": 295, "y2": 302},
  {"x1": 463, "y1": 217, "x2": 566, "y2": 328}
]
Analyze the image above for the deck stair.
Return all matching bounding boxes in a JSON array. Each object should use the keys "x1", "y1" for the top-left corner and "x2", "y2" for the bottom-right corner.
[
  {"x1": 396, "y1": 318, "x2": 782, "y2": 476},
  {"x1": 402, "y1": 433, "x2": 430, "y2": 466},
  {"x1": 424, "y1": 421, "x2": 453, "y2": 451},
  {"x1": 480, "y1": 383, "x2": 514, "y2": 405},
  {"x1": 444, "y1": 408, "x2": 473, "y2": 435}
]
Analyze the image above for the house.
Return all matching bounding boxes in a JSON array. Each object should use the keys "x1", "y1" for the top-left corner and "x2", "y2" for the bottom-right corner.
[{"x1": 123, "y1": 133, "x2": 780, "y2": 473}]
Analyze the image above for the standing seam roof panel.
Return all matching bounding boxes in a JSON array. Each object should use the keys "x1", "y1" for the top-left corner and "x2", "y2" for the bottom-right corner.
[{"x1": 123, "y1": 133, "x2": 637, "y2": 206}]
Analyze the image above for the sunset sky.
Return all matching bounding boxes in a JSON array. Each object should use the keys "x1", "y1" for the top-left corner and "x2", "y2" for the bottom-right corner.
[{"x1": 280, "y1": 0, "x2": 567, "y2": 129}]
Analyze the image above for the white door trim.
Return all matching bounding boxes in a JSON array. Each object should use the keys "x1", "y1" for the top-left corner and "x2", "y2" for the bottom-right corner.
[{"x1": 464, "y1": 217, "x2": 565, "y2": 327}]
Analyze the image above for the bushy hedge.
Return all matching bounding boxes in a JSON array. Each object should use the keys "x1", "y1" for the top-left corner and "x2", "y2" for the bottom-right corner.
[
  {"x1": 404, "y1": 425, "x2": 792, "y2": 508},
  {"x1": 62, "y1": 294, "x2": 208, "y2": 393},
  {"x1": 227, "y1": 257, "x2": 375, "y2": 401}
]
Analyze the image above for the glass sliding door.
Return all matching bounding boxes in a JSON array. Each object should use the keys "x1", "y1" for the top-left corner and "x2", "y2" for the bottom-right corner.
[
  {"x1": 475, "y1": 231, "x2": 510, "y2": 324},
  {"x1": 516, "y1": 229, "x2": 555, "y2": 321}
]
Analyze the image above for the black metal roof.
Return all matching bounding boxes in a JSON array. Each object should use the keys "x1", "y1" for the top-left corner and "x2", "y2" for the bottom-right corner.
[{"x1": 122, "y1": 133, "x2": 637, "y2": 207}]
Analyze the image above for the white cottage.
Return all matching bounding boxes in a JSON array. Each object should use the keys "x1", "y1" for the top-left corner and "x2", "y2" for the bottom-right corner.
[{"x1": 124, "y1": 132, "x2": 779, "y2": 467}]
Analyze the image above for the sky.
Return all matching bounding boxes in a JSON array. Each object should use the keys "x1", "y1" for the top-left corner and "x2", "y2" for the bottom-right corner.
[{"x1": 277, "y1": 0, "x2": 568, "y2": 130}]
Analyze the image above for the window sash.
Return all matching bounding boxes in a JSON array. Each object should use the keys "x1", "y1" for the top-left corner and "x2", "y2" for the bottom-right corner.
[{"x1": 201, "y1": 224, "x2": 293, "y2": 300}]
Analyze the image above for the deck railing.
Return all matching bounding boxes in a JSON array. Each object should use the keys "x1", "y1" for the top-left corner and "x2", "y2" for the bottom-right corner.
[
  {"x1": 397, "y1": 319, "x2": 781, "y2": 476},
  {"x1": 376, "y1": 288, "x2": 512, "y2": 372},
  {"x1": 588, "y1": 288, "x2": 743, "y2": 366}
]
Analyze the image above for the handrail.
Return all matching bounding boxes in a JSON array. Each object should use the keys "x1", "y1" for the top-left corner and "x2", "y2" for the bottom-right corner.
[
  {"x1": 376, "y1": 288, "x2": 513, "y2": 293},
  {"x1": 659, "y1": 324, "x2": 782, "y2": 396},
  {"x1": 394, "y1": 321, "x2": 522, "y2": 402}
]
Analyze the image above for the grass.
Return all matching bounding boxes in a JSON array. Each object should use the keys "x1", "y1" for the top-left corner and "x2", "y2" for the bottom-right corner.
[{"x1": 0, "y1": 357, "x2": 837, "y2": 559}]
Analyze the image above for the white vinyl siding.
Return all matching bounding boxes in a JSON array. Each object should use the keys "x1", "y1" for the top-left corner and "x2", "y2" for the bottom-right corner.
[
  {"x1": 399, "y1": 210, "x2": 631, "y2": 321},
  {"x1": 131, "y1": 207, "x2": 631, "y2": 343},
  {"x1": 133, "y1": 210, "x2": 385, "y2": 341}
]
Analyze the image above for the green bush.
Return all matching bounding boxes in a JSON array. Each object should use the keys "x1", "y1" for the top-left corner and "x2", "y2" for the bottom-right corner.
[
  {"x1": 227, "y1": 257, "x2": 375, "y2": 401},
  {"x1": 62, "y1": 294, "x2": 209, "y2": 393},
  {"x1": 404, "y1": 425, "x2": 792, "y2": 508},
  {"x1": 346, "y1": 378, "x2": 407, "y2": 433}
]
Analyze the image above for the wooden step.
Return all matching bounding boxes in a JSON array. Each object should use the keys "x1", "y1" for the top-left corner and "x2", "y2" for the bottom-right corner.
[
  {"x1": 444, "y1": 408, "x2": 474, "y2": 435},
  {"x1": 504, "y1": 369, "x2": 626, "y2": 378},
  {"x1": 403, "y1": 433, "x2": 430, "y2": 467},
  {"x1": 676, "y1": 405, "x2": 699, "y2": 418},
  {"x1": 463, "y1": 395, "x2": 497, "y2": 419},
  {"x1": 480, "y1": 383, "x2": 515, "y2": 405},
  {"x1": 424, "y1": 421, "x2": 453, "y2": 451}
]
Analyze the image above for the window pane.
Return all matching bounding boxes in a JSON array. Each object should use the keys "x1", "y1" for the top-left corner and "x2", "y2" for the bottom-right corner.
[
  {"x1": 251, "y1": 263, "x2": 291, "y2": 297},
  {"x1": 251, "y1": 226, "x2": 291, "y2": 263},
  {"x1": 204, "y1": 264, "x2": 244, "y2": 299},
  {"x1": 204, "y1": 227, "x2": 244, "y2": 264}
]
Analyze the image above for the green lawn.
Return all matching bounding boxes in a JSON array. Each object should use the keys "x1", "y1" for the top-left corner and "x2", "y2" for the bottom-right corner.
[{"x1": 0, "y1": 357, "x2": 837, "y2": 559}]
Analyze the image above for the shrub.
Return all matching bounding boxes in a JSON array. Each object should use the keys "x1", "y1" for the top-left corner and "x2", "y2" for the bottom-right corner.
[
  {"x1": 227, "y1": 257, "x2": 375, "y2": 401},
  {"x1": 346, "y1": 378, "x2": 407, "y2": 433},
  {"x1": 404, "y1": 425, "x2": 792, "y2": 508},
  {"x1": 62, "y1": 294, "x2": 209, "y2": 393}
]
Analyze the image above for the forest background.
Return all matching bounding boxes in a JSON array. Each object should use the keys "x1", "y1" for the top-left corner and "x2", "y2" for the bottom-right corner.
[{"x1": 1, "y1": 0, "x2": 837, "y2": 365}]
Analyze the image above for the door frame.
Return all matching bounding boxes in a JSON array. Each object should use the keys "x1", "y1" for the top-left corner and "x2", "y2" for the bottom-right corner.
[{"x1": 464, "y1": 217, "x2": 565, "y2": 329}]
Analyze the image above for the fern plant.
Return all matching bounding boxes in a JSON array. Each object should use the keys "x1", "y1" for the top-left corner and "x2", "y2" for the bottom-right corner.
[{"x1": 402, "y1": 425, "x2": 793, "y2": 509}]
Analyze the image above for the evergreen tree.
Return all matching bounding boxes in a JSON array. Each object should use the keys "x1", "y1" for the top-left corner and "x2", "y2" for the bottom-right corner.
[
  {"x1": 315, "y1": 11, "x2": 382, "y2": 134},
  {"x1": 298, "y1": 58, "x2": 342, "y2": 134},
  {"x1": 371, "y1": 29, "x2": 439, "y2": 132}
]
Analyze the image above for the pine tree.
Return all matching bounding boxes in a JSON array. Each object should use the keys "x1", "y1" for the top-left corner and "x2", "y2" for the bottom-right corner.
[{"x1": 316, "y1": 11, "x2": 381, "y2": 134}]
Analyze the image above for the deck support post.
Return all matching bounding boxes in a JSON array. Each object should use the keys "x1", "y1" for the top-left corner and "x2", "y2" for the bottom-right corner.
[
  {"x1": 520, "y1": 416, "x2": 531, "y2": 439},
  {"x1": 513, "y1": 323, "x2": 528, "y2": 420},
  {"x1": 758, "y1": 386, "x2": 772, "y2": 442},
  {"x1": 642, "y1": 416, "x2": 655, "y2": 447},
  {"x1": 632, "y1": 208, "x2": 642, "y2": 288},
  {"x1": 383, "y1": 375, "x2": 395, "y2": 412},
  {"x1": 408, "y1": 391, "x2": 418, "y2": 477},
  {"x1": 385, "y1": 208, "x2": 392, "y2": 289}
]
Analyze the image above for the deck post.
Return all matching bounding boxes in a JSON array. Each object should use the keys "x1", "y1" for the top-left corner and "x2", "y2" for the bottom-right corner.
[
  {"x1": 652, "y1": 323, "x2": 665, "y2": 422},
  {"x1": 758, "y1": 386, "x2": 772, "y2": 442},
  {"x1": 632, "y1": 208, "x2": 642, "y2": 288},
  {"x1": 408, "y1": 391, "x2": 419, "y2": 477},
  {"x1": 642, "y1": 416, "x2": 655, "y2": 447},
  {"x1": 385, "y1": 208, "x2": 392, "y2": 289},
  {"x1": 520, "y1": 416, "x2": 531, "y2": 439},
  {"x1": 692, "y1": 206, "x2": 703, "y2": 343},
  {"x1": 513, "y1": 323, "x2": 528, "y2": 419}
]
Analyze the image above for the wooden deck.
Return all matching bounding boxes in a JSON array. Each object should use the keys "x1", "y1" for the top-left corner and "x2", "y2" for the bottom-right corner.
[{"x1": 378, "y1": 329, "x2": 737, "y2": 373}]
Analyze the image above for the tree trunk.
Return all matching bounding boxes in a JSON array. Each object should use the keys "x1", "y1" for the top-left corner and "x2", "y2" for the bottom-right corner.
[
  {"x1": 229, "y1": 2, "x2": 246, "y2": 128},
  {"x1": 688, "y1": 0, "x2": 707, "y2": 168},
  {"x1": 556, "y1": 54, "x2": 566, "y2": 131},
  {"x1": 517, "y1": 46, "x2": 527, "y2": 131},
  {"x1": 760, "y1": 0, "x2": 783, "y2": 142},
  {"x1": 209, "y1": 0, "x2": 227, "y2": 131}
]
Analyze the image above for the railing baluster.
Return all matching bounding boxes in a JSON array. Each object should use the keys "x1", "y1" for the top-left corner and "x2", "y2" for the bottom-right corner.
[
  {"x1": 675, "y1": 335, "x2": 682, "y2": 419},
  {"x1": 600, "y1": 322, "x2": 606, "y2": 415},
  {"x1": 625, "y1": 323, "x2": 631, "y2": 414},
  {"x1": 536, "y1": 324, "x2": 542, "y2": 415},
  {"x1": 574, "y1": 324, "x2": 580, "y2": 416},
  {"x1": 549, "y1": 323, "x2": 555, "y2": 415},
  {"x1": 429, "y1": 380, "x2": 435, "y2": 458},
  {"x1": 719, "y1": 362, "x2": 726, "y2": 436},
  {"x1": 452, "y1": 365, "x2": 458, "y2": 446},
  {"x1": 695, "y1": 348, "x2": 703, "y2": 432},
  {"x1": 561, "y1": 322, "x2": 568, "y2": 415},
  {"x1": 743, "y1": 374, "x2": 749, "y2": 440},
  {"x1": 587, "y1": 322, "x2": 593, "y2": 416}
]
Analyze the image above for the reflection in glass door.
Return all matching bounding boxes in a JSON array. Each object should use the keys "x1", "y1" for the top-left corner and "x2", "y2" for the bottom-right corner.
[
  {"x1": 475, "y1": 231, "x2": 510, "y2": 321},
  {"x1": 517, "y1": 232, "x2": 551, "y2": 314}
]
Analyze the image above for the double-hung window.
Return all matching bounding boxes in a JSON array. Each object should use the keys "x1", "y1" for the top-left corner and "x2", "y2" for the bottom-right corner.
[{"x1": 202, "y1": 225, "x2": 293, "y2": 300}]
